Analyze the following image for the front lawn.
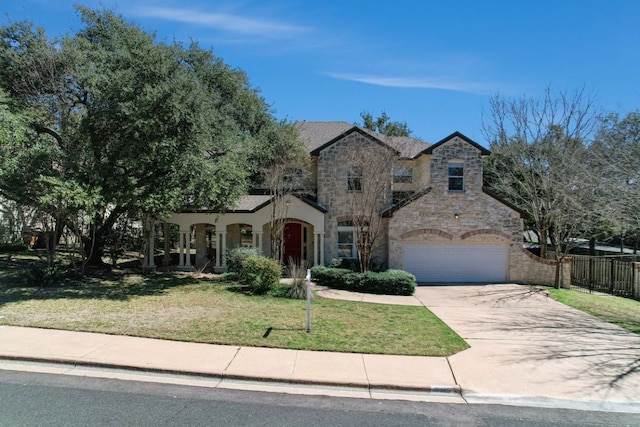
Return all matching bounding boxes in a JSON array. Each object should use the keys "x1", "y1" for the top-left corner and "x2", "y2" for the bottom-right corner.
[
  {"x1": 547, "y1": 288, "x2": 640, "y2": 334},
  {"x1": 0, "y1": 254, "x2": 467, "y2": 356}
]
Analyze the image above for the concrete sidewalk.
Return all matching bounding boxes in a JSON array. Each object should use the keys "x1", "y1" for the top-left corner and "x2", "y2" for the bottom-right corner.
[
  {"x1": 0, "y1": 325, "x2": 460, "y2": 402},
  {"x1": 1, "y1": 284, "x2": 639, "y2": 413}
]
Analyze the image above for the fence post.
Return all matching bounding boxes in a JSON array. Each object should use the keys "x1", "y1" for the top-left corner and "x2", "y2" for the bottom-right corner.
[
  {"x1": 633, "y1": 262, "x2": 640, "y2": 301},
  {"x1": 561, "y1": 257, "x2": 572, "y2": 289},
  {"x1": 589, "y1": 256, "x2": 596, "y2": 292}
]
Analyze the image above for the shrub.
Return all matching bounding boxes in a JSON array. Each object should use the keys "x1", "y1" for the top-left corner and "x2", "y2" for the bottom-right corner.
[
  {"x1": 359, "y1": 269, "x2": 416, "y2": 295},
  {"x1": 328, "y1": 258, "x2": 358, "y2": 271},
  {"x1": 268, "y1": 281, "x2": 288, "y2": 298},
  {"x1": 24, "y1": 265, "x2": 61, "y2": 287},
  {"x1": 311, "y1": 266, "x2": 352, "y2": 285},
  {"x1": 285, "y1": 259, "x2": 310, "y2": 300},
  {"x1": 310, "y1": 266, "x2": 416, "y2": 296},
  {"x1": 239, "y1": 255, "x2": 282, "y2": 294},
  {"x1": 226, "y1": 246, "x2": 262, "y2": 273},
  {"x1": 0, "y1": 242, "x2": 28, "y2": 252}
]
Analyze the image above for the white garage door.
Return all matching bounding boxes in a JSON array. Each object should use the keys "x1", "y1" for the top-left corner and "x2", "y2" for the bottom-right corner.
[{"x1": 403, "y1": 243, "x2": 508, "y2": 283}]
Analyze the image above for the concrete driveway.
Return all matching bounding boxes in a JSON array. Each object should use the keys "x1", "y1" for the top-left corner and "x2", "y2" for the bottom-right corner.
[{"x1": 414, "y1": 284, "x2": 640, "y2": 411}]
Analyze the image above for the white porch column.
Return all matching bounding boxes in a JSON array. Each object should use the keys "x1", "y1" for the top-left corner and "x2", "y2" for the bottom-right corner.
[
  {"x1": 254, "y1": 231, "x2": 263, "y2": 253},
  {"x1": 184, "y1": 230, "x2": 192, "y2": 267},
  {"x1": 220, "y1": 231, "x2": 228, "y2": 267},
  {"x1": 319, "y1": 232, "x2": 325, "y2": 265},
  {"x1": 313, "y1": 232, "x2": 320, "y2": 266},
  {"x1": 162, "y1": 222, "x2": 171, "y2": 266},
  {"x1": 178, "y1": 231, "x2": 185, "y2": 268},
  {"x1": 146, "y1": 221, "x2": 156, "y2": 270},
  {"x1": 215, "y1": 231, "x2": 222, "y2": 268},
  {"x1": 177, "y1": 228, "x2": 193, "y2": 271}
]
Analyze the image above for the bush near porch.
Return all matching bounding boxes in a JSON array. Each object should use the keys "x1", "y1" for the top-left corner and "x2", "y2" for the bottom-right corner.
[{"x1": 311, "y1": 266, "x2": 416, "y2": 296}]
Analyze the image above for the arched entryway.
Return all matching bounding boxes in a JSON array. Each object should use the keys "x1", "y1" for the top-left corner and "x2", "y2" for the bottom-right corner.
[{"x1": 282, "y1": 220, "x2": 314, "y2": 266}]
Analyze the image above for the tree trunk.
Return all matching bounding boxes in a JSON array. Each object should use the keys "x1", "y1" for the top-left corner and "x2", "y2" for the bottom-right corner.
[{"x1": 83, "y1": 231, "x2": 107, "y2": 266}]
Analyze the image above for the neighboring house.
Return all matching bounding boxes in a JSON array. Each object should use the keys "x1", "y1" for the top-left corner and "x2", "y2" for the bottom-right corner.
[{"x1": 153, "y1": 121, "x2": 561, "y2": 284}]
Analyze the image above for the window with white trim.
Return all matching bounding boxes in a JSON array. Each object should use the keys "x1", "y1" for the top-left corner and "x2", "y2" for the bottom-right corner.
[
  {"x1": 448, "y1": 162, "x2": 464, "y2": 191},
  {"x1": 337, "y1": 220, "x2": 357, "y2": 259}
]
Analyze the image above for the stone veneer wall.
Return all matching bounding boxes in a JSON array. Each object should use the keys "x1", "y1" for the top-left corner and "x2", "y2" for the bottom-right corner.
[
  {"x1": 515, "y1": 249, "x2": 571, "y2": 288},
  {"x1": 388, "y1": 137, "x2": 525, "y2": 280},
  {"x1": 316, "y1": 131, "x2": 392, "y2": 265}
]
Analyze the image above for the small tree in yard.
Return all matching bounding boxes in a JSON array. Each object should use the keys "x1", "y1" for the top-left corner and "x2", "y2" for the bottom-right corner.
[
  {"x1": 254, "y1": 122, "x2": 310, "y2": 264},
  {"x1": 342, "y1": 112, "x2": 418, "y2": 272},
  {"x1": 483, "y1": 86, "x2": 599, "y2": 287},
  {"x1": 343, "y1": 143, "x2": 394, "y2": 272}
]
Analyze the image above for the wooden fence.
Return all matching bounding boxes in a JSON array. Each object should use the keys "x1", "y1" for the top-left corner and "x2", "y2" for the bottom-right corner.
[{"x1": 570, "y1": 255, "x2": 639, "y2": 299}]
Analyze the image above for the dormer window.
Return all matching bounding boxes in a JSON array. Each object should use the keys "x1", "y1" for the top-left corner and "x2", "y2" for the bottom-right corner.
[
  {"x1": 346, "y1": 165, "x2": 363, "y2": 192},
  {"x1": 448, "y1": 162, "x2": 464, "y2": 191},
  {"x1": 393, "y1": 167, "x2": 413, "y2": 183}
]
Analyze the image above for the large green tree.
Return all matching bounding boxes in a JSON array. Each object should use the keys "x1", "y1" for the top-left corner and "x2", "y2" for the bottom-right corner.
[
  {"x1": 0, "y1": 7, "x2": 286, "y2": 265},
  {"x1": 360, "y1": 111, "x2": 412, "y2": 136}
]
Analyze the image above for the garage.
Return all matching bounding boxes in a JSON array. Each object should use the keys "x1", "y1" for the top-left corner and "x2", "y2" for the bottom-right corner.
[{"x1": 402, "y1": 243, "x2": 508, "y2": 283}]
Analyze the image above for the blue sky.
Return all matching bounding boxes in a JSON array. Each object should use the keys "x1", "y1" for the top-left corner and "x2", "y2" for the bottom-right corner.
[{"x1": 3, "y1": 0, "x2": 639, "y2": 143}]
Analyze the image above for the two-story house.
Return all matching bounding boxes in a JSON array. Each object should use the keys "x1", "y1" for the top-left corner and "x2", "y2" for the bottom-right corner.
[{"x1": 152, "y1": 121, "x2": 554, "y2": 284}]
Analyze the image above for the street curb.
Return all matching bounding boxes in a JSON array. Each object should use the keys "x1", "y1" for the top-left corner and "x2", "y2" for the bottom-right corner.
[{"x1": 0, "y1": 354, "x2": 462, "y2": 395}]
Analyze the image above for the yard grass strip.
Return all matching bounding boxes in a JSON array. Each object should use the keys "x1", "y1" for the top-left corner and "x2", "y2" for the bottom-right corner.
[
  {"x1": 0, "y1": 269, "x2": 468, "y2": 357},
  {"x1": 547, "y1": 288, "x2": 640, "y2": 334}
]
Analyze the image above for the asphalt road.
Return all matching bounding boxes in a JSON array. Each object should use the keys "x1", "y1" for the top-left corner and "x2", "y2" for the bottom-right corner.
[{"x1": 0, "y1": 370, "x2": 638, "y2": 426}]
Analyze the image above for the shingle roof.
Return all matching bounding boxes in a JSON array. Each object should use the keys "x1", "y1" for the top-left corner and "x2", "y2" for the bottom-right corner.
[
  {"x1": 421, "y1": 131, "x2": 490, "y2": 156},
  {"x1": 226, "y1": 194, "x2": 327, "y2": 213},
  {"x1": 294, "y1": 121, "x2": 430, "y2": 159},
  {"x1": 384, "y1": 135, "x2": 430, "y2": 159},
  {"x1": 294, "y1": 121, "x2": 354, "y2": 152},
  {"x1": 229, "y1": 195, "x2": 273, "y2": 212}
]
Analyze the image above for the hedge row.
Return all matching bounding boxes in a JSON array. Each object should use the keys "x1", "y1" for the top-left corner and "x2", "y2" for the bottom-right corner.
[
  {"x1": 311, "y1": 266, "x2": 416, "y2": 296},
  {"x1": 0, "y1": 243, "x2": 28, "y2": 252}
]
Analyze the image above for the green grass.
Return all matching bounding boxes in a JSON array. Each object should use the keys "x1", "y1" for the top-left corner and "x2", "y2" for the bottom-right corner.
[
  {"x1": 547, "y1": 288, "x2": 640, "y2": 334},
  {"x1": 0, "y1": 252, "x2": 467, "y2": 356}
]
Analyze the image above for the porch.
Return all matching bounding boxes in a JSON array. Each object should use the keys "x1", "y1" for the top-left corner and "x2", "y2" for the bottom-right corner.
[{"x1": 143, "y1": 195, "x2": 326, "y2": 272}]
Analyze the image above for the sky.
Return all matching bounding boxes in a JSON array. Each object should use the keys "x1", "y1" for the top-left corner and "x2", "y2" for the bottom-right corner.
[{"x1": 3, "y1": 0, "x2": 640, "y2": 144}]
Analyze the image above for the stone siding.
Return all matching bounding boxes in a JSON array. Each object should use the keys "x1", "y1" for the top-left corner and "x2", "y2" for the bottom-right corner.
[
  {"x1": 388, "y1": 136, "x2": 525, "y2": 280},
  {"x1": 317, "y1": 131, "x2": 392, "y2": 264},
  {"x1": 515, "y1": 249, "x2": 571, "y2": 288}
]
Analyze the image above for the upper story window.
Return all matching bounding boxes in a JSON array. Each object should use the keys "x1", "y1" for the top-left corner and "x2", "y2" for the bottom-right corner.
[
  {"x1": 346, "y1": 165, "x2": 363, "y2": 192},
  {"x1": 448, "y1": 162, "x2": 464, "y2": 191},
  {"x1": 393, "y1": 167, "x2": 413, "y2": 183}
]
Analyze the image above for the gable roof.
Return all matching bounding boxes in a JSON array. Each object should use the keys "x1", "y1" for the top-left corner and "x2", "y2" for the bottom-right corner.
[
  {"x1": 420, "y1": 131, "x2": 490, "y2": 156},
  {"x1": 294, "y1": 121, "x2": 429, "y2": 159},
  {"x1": 294, "y1": 121, "x2": 354, "y2": 153},
  {"x1": 179, "y1": 194, "x2": 327, "y2": 214}
]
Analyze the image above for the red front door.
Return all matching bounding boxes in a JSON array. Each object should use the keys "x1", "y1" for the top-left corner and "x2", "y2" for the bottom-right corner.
[{"x1": 283, "y1": 223, "x2": 302, "y2": 264}]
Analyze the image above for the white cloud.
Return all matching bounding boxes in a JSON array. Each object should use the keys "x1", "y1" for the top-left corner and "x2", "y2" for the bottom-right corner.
[
  {"x1": 325, "y1": 72, "x2": 505, "y2": 95},
  {"x1": 132, "y1": 6, "x2": 311, "y2": 40}
]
